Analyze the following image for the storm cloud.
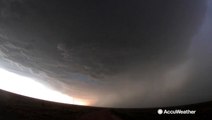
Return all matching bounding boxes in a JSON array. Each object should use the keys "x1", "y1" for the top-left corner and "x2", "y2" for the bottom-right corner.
[{"x1": 0, "y1": 0, "x2": 211, "y2": 108}]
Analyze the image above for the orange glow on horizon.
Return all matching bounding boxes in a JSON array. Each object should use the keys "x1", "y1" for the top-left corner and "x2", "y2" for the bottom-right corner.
[{"x1": 0, "y1": 68, "x2": 90, "y2": 106}]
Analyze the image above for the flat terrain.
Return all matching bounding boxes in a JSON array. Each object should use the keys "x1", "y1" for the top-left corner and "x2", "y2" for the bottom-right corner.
[{"x1": 0, "y1": 89, "x2": 211, "y2": 120}]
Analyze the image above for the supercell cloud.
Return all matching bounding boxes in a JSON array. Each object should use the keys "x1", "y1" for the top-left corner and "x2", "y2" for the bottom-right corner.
[{"x1": 0, "y1": 0, "x2": 211, "y2": 108}]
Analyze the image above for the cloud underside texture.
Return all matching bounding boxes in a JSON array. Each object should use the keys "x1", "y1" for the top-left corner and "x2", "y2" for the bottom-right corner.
[{"x1": 0, "y1": 0, "x2": 211, "y2": 107}]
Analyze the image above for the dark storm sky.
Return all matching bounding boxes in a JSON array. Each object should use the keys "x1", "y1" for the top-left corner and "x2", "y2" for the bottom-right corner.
[{"x1": 0, "y1": 0, "x2": 211, "y2": 108}]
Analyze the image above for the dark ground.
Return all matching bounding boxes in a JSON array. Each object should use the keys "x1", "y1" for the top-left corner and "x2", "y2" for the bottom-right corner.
[{"x1": 0, "y1": 89, "x2": 212, "y2": 120}]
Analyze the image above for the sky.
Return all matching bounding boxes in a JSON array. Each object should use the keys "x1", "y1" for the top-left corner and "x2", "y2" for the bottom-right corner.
[{"x1": 0, "y1": 0, "x2": 211, "y2": 108}]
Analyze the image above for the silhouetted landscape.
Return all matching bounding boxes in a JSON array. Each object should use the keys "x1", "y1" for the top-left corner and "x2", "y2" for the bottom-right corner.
[
  {"x1": 0, "y1": 89, "x2": 212, "y2": 120},
  {"x1": 0, "y1": 1, "x2": 212, "y2": 119}
]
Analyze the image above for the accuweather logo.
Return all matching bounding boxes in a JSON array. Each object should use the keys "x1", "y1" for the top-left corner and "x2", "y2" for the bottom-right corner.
[{"x1": 157, "y1": 109, "x2": 196, "y2": 115}]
